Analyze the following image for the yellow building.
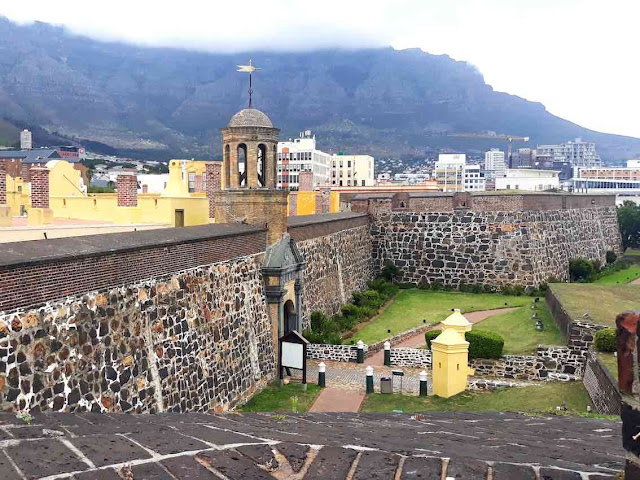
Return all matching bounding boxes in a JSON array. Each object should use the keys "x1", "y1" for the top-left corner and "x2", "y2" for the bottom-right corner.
[
  {"x1": 4, "y1": 157, "x2": 339, "y2": 231},
  {"x1": 431, "y1": 309, "x2": 475, "y2": 398}
]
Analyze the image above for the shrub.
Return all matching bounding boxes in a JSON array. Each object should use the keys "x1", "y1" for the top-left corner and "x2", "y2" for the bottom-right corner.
[
  {"x1": 569, "y1": 258, "x2": 595, "y2": 281},
  {"x1": 381, "y1": 261, "x2": 400, "y2": 282},
  {"x1": 470, "y1": 283, "x2": 484, "y2": 294},
  {"x1": 425, "y1": 330, "x2": 441, "y2": 349},
  {"x1": 418, "y1": 281, "x2": 431, "y2": 290},
  {"x1": 425, "y1": 329, "x2": 505, "y2": 360},
  {"x1": 593, "y1": 259, "x2": 602, "y2": 273},
  {"x1": 342, "y1": 304, "x2": 363, "y2": 319},
  {"x1": 606, "y1": 251, "x2": 617, "y2": 264},
  {"x1": 466, "y1": 330, "x2": 504, "y2": 359},
  {"x1": 369, "y1": 279, "x2": 399, "y2": 299},
  {"x1": 594, "y1": 328, "x2": 616, "y2": 353}
]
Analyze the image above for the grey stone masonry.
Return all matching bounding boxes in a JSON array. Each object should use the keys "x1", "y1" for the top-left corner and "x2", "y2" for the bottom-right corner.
[
  {"x1": 306, "y1": 343, "x2": 367, "y2": 362},
  {"x1": 389, "y1": 347, "x2": 432, "y2": 367},
  {"x1": 583, "y1": 350, "x2": 621, "y2": 415},
  {"x1": 371, "y1": 207, "x2": 621, "y2": 289}
]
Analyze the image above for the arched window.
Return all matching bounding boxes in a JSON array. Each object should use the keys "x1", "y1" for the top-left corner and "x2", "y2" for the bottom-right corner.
[
  {"x1": 237, "y1": 143, "x2": 247, "y2": 187},
  {"x1": 257, "y1": 144, "x2": 267, "y2": 187},
  {"x1": 224, "y1": 144, "x2": 230, "y2": 188}
]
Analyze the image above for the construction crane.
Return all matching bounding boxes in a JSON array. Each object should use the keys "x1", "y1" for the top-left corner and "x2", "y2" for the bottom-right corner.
[{"x1": 448, "y1": 133, "x2": 530, "y2": 167}]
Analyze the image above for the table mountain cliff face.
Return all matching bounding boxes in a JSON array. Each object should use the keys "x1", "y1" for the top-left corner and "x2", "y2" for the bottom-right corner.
[
  {"x1": 0, "y1": 17, "x2": 639, "y2": 161},
  {"x1": 0, "y1": 412, "x2": 623, "y2": 479}
]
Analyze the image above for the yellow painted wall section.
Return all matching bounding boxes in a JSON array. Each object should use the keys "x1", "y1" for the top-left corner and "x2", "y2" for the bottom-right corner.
[
  {"x1": 330, "y1": 191, "x2": 340, "y2": 213},
  {"x1": 49, "y1": 194, "x2": 208, "y2": 227},
  {"x1": 5, "y1": 176, "x2": 31, "y2": 216},
  {"x1": 46, "y1": 160, "x2": 86, "y2": 197},
  {"x1": 296, "y1": 191, "x2": 316, "y2": 216}
]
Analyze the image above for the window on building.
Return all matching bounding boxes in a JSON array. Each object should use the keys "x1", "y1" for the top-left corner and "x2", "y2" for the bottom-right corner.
[
  {"x1": 361, "y1": 179, "x2": 365, "y2": 186},
  {"x1": 188, "y1": 172, "x2": 196, "y2": 192}
]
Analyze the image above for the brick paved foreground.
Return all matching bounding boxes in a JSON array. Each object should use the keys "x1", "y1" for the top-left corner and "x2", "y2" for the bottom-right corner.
[{"x1": 0, "y1": 412, "x2": 623, "y2": 479}]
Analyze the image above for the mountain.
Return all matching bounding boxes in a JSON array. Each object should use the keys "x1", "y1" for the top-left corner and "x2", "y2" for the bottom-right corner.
[{"x1": 0, "y1": 17, "x2": 638, "y2": 161}]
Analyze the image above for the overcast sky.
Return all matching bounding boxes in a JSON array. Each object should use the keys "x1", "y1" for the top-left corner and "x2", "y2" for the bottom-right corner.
[{"x1": 3, "y1": 0, "x2": 639, "y2": 138}]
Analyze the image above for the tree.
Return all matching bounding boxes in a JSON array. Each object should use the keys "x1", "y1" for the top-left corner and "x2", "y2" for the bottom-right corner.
[{"x1": 618, "y1": 201, "x2": 640, "y2": 251}]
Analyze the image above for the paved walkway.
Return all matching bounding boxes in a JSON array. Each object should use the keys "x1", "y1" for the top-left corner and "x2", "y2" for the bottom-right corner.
[
  {"x1": 308, "y1": 387, "x2": 365, "y2": 412},
  {"x1": 367, "y1": 307, "x2": 520, "y2": 366},
  {"x1": 631, "y1": 276, "x2": 640, "y2": 285}
]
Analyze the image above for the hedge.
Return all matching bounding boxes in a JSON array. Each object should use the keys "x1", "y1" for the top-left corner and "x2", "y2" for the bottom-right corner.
[
  {"x1": 425, "y1": 328, "x2": 504, "y2": 359},
  {"x1": 466, "y1": 330, "x2": 504, "y2": 359},
  {"x1": 594, "y1": 328, "x2": 616, "y2": 353}
]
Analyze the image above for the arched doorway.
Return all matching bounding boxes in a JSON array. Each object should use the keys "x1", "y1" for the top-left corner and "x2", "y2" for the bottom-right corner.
[{"x1": 283, "y1": 300, "x2": 297, "y2": 334}]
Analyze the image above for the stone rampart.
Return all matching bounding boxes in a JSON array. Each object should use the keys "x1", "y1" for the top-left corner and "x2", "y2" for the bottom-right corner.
[
  {"x1": 583, "y1": 351, "x2": 621, "y2": 415},
  {"x1": 296, "y1": 218, "x2": 373, "y2": 329},
  {"x1": 371, "y1": 205, "x2": 621, "y2": 289},
  {"x1": 0, "y1": 254, "x2": 275, "y2": 413}
]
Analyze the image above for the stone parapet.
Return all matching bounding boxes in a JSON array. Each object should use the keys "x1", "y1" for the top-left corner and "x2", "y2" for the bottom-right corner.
[
  {"x1": 306, "y1": 343, "x2": 366, "y2": 362},
  {"x1": 389, "y1": 347, "x2": 432, "y2": 367},
  {"x1": 583, "y1": 350, "x2": 621, "y2": 415}
]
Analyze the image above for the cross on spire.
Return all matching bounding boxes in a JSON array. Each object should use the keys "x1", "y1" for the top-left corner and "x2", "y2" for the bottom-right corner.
[{"x1": 237, "y1": 59, "x2": 260, "y2": 108}]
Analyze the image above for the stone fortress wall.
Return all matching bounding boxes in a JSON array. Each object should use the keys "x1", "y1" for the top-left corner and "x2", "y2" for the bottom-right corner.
[
  {"x1": 358, "y1": 192, "x2": 621, "y2": 289},
  {"x1": 0, "y1": 215, "x2": 374, "y2": 412},
  {"x1": 290, "y1": 213, "x2": 373, "y2": 330}
]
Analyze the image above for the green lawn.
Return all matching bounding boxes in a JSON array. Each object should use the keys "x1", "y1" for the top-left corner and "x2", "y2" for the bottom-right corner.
[
  {"x1": 475, "y1": 302, "x2": 564, "y2": 354},
  {"x1": 361, "y1": 383, "x2": 593, "y2": 414},
  {"x1": 597, "y1": 353, "x2": 619, "y2": 381},
  {"x1": 240, "y1": 382, "x2": 321, "y2": 413},
  {"x1": 348, "y1": 290, "x2": 532, "y2": 344},
  {"x1": 550, "y1": 284, "x2": 640, "y2": 327},
  {"x1": 594, "y1": 264, "x2": 640, "y2": 285}
]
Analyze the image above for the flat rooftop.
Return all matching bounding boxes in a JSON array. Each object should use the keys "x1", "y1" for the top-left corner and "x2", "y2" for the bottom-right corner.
[{"x1": 0, "y1": 412, "x2": 622, "y2": 479}]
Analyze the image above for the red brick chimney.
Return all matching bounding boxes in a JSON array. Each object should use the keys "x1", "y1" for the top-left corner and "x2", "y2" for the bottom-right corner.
[
  {"x1": 117, "y1": 173, "x2": 138, "y2": 207},
  {"x1": 298, "y1": 170, "x2": 313, "y2": 192},
  {"x1": 30, "y1": 166, "x2": 50, "y2": 209},
  {"x1": 205, "y1": 162, "x2": 222, "y2": 218},
  {"x1": 0, "y1": 160, "x2": 6, "y2": 205}
]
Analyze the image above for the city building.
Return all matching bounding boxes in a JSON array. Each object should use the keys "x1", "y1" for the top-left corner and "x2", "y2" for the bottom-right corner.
[
  {"x1": 495, "y1": 168, "x2": 560, "y2": 191},
  {"x1": 484, "y1": 149, "x2": 506, "y2": 179},
  {"x1": 330, "y1": 154, "x2": 375, "y2": 187},
  {"x1": 510, "y1": 148, "x2": 533, "y2": 168},
  {"x1": 277, "y1": 131, "x2": 331, "y2": 190},
  {"x1": 434, "y1": 154, "x2": 465, "y2": 191},
  {"x1": 572, "y1": 159, "x2": 640, "y2": 204},
  {"x1": 536, "y1": 138, "x2": 601, "y2": 168},
  {"x1": 20, "y1": 129, "x2": 32, "y2": 150},
  {"x1": 435, "y1": 154, "x2": 484, "y2": 192},
  {"x1": 463, "y1": 164, "x2": 486, "y2": 191}
]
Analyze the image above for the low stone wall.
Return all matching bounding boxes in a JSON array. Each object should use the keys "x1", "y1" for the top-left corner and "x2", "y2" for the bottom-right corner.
[
  {"x1": 467, "y1": 379, "x2": 535, "y2": 390},
  {"x1": 583, "y1": 351, "x2": 621, "y2": 415},
  {"x1": 470, "y1": 346, "x2": 583, "y2": 381},
  {"x1": 389, "y1": 348, "x2": 431, "y2": 368},
  {"x1": 306, "y1": 343, "x2": 366, "y2": 362}
]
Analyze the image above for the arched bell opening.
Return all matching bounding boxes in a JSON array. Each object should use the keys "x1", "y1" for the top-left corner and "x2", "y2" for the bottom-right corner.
[
  {"x1": 224, "y1": 144, "x2": 231, "y2": 188},
  {"x1": 257, "y1": 144, "x2": 267, "y2": 187},
  {"x1": 237, "y1": 143, "x2": 247, "y2": 187}
]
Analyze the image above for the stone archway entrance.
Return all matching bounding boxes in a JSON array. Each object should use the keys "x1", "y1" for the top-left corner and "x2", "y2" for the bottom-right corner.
[{"x1": 284, "y1": 299, "x2": 297, "y2": 335}]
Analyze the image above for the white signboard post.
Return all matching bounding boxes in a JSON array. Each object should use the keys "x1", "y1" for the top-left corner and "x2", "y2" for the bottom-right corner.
[{"x1": 279, "y1": 330, "x2": 309, "y2": 390}]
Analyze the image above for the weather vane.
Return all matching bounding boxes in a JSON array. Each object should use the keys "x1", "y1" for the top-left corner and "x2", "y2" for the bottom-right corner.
[{"x1": 237, "y1": 59, "x2": 260, "y2": 108}]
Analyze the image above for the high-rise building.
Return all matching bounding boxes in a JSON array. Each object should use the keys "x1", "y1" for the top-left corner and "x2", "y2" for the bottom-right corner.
[
  {"x1": 463, "y1": 164, "x2": 486, "y2": 191},
  {"x1": 435, "y1": 154, "x2": 466, "y2": 192},
  {"x1": 277, "y1": 131, "x2": 331, "y2": 190},
  {"x1": 536, "y1": 138, "x2": 601, "y2": 168},
  {"x1": 20, "y1": 129, "x2": 32, "y2": 150},
  {"x1": 484, "y1": 149, "x2": 506, "y2": 179},
  {"x1": 435, "y1": 154, "x2": 485, "y2": 192},
  {"x1": 330, "y1": 154, "x2": 375, "y2": 187}
]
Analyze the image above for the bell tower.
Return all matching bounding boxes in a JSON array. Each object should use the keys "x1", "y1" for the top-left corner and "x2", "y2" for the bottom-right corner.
[{"x1": 213, "y1": 61, "x2": 288, "y2": 246}]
